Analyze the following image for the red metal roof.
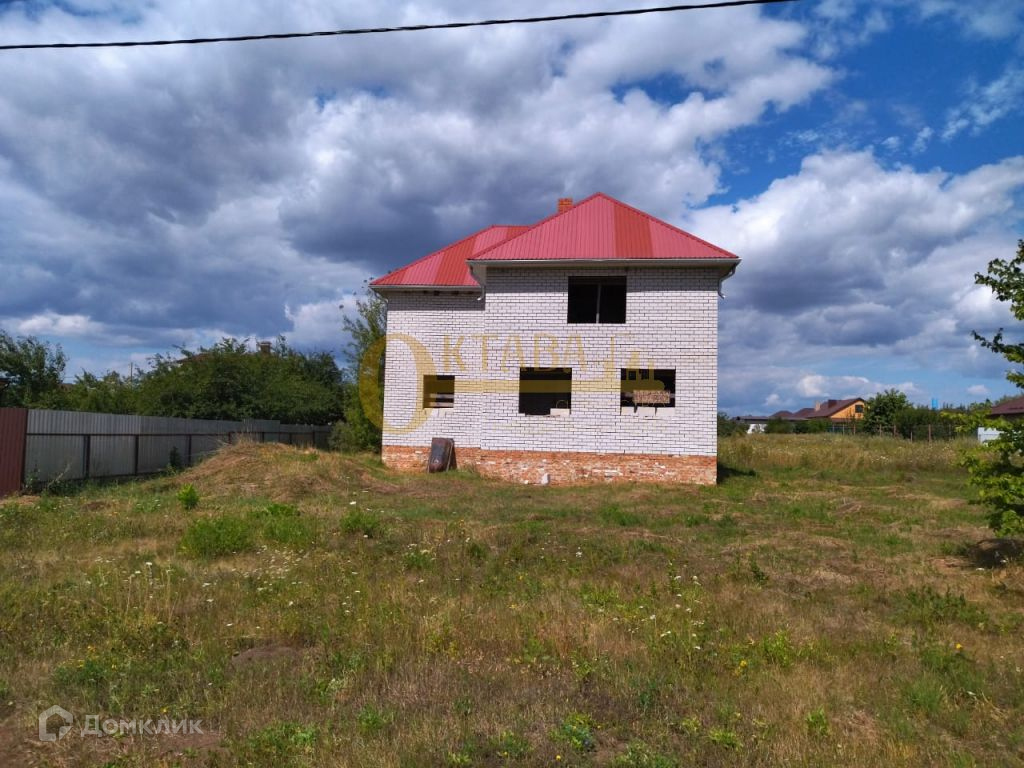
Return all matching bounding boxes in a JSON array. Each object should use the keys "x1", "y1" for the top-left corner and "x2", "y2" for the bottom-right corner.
[
  {"x1": 371, "y1": 225, "x2": 528, "y2": 287},
  {"x1": 370, "y1": 193, "x2": 736, "y2": 289},
  {"x1": 469, "y1": 193, "x2": 737, "y2": 263}
]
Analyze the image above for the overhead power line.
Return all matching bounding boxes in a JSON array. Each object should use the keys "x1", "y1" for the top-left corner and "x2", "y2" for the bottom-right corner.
[{"x1": 0, "y1": 0, "x2": 799, "y2": 51}]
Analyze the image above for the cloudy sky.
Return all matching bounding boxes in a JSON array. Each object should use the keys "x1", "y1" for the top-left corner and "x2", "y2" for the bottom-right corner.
[{"x1": 0, "y1": 0, "x2": 1022, "y2": 414}]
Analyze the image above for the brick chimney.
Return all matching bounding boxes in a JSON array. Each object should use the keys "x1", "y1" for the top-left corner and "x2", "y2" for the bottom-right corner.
[{"x1": 557, "y1": 197, "x2": 574, "y2": 214}]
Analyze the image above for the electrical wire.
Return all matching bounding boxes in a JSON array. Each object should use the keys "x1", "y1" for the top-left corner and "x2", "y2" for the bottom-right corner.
[{"x1": 0, "y1": 0, "x2": 800, "y2": 51}]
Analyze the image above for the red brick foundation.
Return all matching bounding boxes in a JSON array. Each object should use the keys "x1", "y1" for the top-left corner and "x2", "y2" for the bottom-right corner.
[{"x1": 382, "y1": 445, "x2": 716, "y2": 485}]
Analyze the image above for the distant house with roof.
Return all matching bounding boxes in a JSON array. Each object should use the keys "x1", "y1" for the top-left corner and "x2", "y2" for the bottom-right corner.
[
  {"x1": 369, "y1": 193, "x2": 740, "y2": 485},
  {"x1": 770, "y1": 398, "x2": 866, "y2": 423},
  {"x1": 990, "y1": 395, "x2": 1024, "y2": 420},
  {"x1": 731, "y1": 415, "x2": 770, "y2": 433},
  {"x1": 976, "y1": 395, "x2": 1024, "y2": 443}
]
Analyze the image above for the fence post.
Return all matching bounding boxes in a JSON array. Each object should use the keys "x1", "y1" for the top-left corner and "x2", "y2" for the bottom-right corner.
[
  {"x1": 0, "y1": 408, "x2": 28, "y2": 496},
  {"x1": 83, "y1": 434, "x2": 91, "y2": 479},
  {"x1": 133, "y1": 434, "x2": 140, "y2": 475},
  {"x1": 187, "y1": 434, "x2": 193, "y2": 466}
]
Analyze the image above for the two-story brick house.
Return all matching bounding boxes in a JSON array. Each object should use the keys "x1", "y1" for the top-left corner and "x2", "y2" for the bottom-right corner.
[{"x1": 369, "y1": 193, "x2": 740, "y2": 485}]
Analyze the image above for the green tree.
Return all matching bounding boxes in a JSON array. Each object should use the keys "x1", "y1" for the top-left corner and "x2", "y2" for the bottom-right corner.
[
  {"x1": 894, "y1": 404, "x2": 951, "y2": 439},
  {"x1": 62, "y1": 371, "x2": 138, "y2": 414},
  {"x1": 135, "y1": 338, "x2": 344, "y2": 424},
  {"x1": 965, "y1": 240, "x2": 1024, "y2": 535},
  {"x1": 0, "y1": 330, "x2": 67, "y2": 408},
  {"x1": 331, "y1": 290, "x2": 386, "y2": 452},
  {"x1": 764, "y1": 418, "x2": 794, "y2": 434},
  {"x1": 862, "y1": 389, "x2": 912, "y2": 435},
  {"x1": 717, "y1": 412, "x2": 746, "y2": 437},
  {"x1": 794, "y1": 418, "x2": 832, "y2": 434},
  {"x1": 973, "y1": 240, "x2": 1024, "y2": 389}
]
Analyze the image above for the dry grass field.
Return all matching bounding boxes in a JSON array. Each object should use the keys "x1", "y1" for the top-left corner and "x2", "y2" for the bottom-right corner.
[{"x1": 1, "y1": 435, "x2": 1022, "y2": 767}]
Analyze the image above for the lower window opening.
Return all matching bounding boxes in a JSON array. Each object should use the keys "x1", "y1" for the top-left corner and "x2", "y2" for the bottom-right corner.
[
  {"x1": 423, "y1": 374, "x2": 455, "y2": 409},
  {"x1": 519, "y1": 367, "x2": 572, "y2": 415},
  {"x1": 621, "y1": 368, "x2": 676, "y2": 409}
]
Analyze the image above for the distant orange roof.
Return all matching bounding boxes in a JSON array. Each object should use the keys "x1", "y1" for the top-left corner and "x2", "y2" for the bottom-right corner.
[{"x1": 771, "y1": 398, "x2": 864, "y2": 420}]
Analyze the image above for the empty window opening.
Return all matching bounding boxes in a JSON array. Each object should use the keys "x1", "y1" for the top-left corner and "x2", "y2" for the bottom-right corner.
[
  {"x1": 854, "y1": 404, "x2": 864, "y2": 414},
  {"x1": 621, "y1": 368, "x2": 676, "y2": 408},
  {"x1": 567, "y1": 277, "x2": 626, "y2": 324},
  {"x1": 519, "y1": 367, "x2": 572, "y2": 415},
  {"x1": 423, "y1": 374, "x2": 455, "y2": 408}
]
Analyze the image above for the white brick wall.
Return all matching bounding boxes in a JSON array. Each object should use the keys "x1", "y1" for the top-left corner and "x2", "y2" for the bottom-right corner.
[{"x1": 381, "y1": 266, "x2": 721, "y2": 457}]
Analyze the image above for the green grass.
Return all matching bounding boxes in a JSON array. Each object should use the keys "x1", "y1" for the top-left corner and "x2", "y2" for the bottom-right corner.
[
  {"x1": 0, "y1": 436, "x2": 1021, "y2": 767},
  {"x1": 179, "y1": 514, "x2": 256, "y2": 558}
]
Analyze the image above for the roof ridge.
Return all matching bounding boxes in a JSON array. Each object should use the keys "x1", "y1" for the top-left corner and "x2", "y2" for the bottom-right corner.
[
  {"x1": 467, "y1": 192, "x2": 606, "y2": 262},
  {"x1": 467, "y1": 192, "x2": 738, "y2": 261},
  {"x1": 591, "y1": 192, "x2": 738, "y2": 259}
]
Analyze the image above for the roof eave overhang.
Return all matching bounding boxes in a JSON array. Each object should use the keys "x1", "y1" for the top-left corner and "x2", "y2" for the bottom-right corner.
[
  {"x1": 468, "y1": 257, "x2": 740, "y2": 288},
  {"x1": 469, "y1": 257, "x2": 739, "y2": 267},
  {"x1": 370, "y1": 283, "x2": 483, "y2": 296}
]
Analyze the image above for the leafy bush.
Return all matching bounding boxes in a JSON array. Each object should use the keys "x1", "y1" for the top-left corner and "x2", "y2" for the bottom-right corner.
[
  {"x1": 707, "y1": 728, "x2": 742, "y2": 749},
  {"x1": 717, "y1": 412, "x2": 746, "y2": 437},
  {"x1": 805, "y1": 708, "x2": 830, "y2": 737},
  {"x1": 262, "y1": 516, "x2": 318, "y2": 549},
  {"x1": 243, "y1": 503, "x2": 317, "y2": 548},
  {"x1": 895, "y1": 586, "x2": 988, "y2": 628},
  {"x1": 167, "y1": 446, "x2": 184, "y2": 472},
  {"x1": 969, "y1": 244, "x2": 1024, "y2": 521},
  {"x1": 403, "y1": 549, "x2": 434, "y2": 571},
  {"x1": 180, "y1": 515, "x2": 255, "y2": 558},
  {"x1": 758, "y1": 630, "x2": 795, "y2": 667},
  {"x1": 764, "y1": 418, "x2": 793, "y2": 434},
  {"x1": 331, "y1": 290, "x2": 385, "y2": 452},
  {"x1": 238, "y1": 722, "x2": 319, "y2": 767},
  {"x1": 341, "y1": 508, "x2": 384, "y2": 538},
  {"x1": 963, "y1": 420, "x2": 1024, "y2": 536},
  {"x1": 464, "y1": 540, "x2": 489, "y2": 562},
  {"x1": 356, "y1": 704, "x2": 394, "y2": 736},
  {"x1": 176, "y1": 483, "x2": 199, "y2": 510},
  {"x1": 553, "y1": 713, "x2": 596, "y2": 752},
  {"x1": 249, "y1": 502, "x2": 300, "y2": 519},
  {"x1": 490, "y1": 730, "x2": 530, "y2": 759},
  {"x1": 793, "y1": 418, "x2": 831, "y2": 434}
]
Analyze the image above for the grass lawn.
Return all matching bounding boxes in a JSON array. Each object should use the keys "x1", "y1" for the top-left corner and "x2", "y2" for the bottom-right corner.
[{"x1": 1, "y1": 435, "x2": 1022, "y2": 767}]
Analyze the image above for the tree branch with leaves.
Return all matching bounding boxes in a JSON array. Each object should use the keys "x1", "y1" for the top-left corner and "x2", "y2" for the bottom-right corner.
[
  {"x1": 331, "y1": 288, "x2": 387, "y2": 452},
  {"x1": 966, "y1": 239, "x2": 1024, "y2": 535}
]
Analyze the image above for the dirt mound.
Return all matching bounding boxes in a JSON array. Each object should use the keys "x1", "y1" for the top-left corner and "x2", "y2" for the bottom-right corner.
[{"x1": 179, "y1": 442, "x2": 388, "y2": 502}]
